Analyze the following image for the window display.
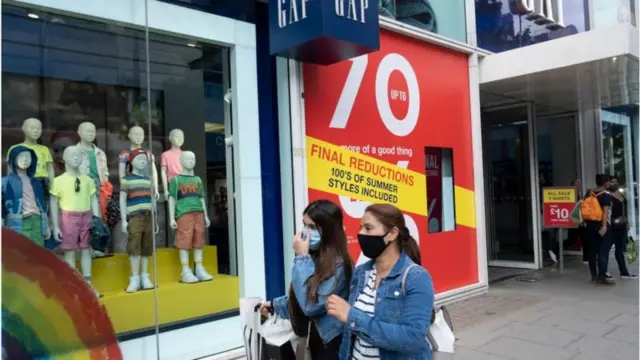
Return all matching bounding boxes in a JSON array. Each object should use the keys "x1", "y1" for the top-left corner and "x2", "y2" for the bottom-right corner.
[
  {"x1": 2, "y1": 4, "x2": 239, "y2": 338},
  {"x1": 380, "y1": 0, "x2": 467, "y2": 43}
]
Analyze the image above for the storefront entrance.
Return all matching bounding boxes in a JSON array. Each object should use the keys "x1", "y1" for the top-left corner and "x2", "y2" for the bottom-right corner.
[{"x1": 482, "y1": 104, "x2": 540, "y2": 269}]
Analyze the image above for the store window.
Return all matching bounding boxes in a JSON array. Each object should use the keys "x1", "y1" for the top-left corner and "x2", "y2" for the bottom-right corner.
[
  {"x1": 593, "y1": 0, "x2": 636, "y2": 29},
  {"x1": 601, "y1": 110, "x2": 638, "y2": 234},
  {"x1": 425, "y1": 147, "x2": 455, "y2": 233},
  {"x1": 380, "y1": 0, "x2": 467, "y2": 43},
  {"x1": 2, "y1": 3, "x2": 238, "y2": 340},
  {"x1": 157, "y1": 0, "x2": 256, "y2": 23},
  {"x1": 475, "y1": 0, "x2": 588, "y2": 52}
]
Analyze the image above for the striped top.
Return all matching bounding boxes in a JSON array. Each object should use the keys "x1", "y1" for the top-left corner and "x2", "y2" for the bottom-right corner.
[
  {"x1": 120, "y1": 174, "x2": 153, "y2": 217},
  {"x1": 351, "y1": 267, "x2": 380, "y2": 360}
]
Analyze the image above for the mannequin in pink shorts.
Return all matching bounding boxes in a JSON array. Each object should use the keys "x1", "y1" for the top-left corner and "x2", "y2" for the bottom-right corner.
[{"x1": 50, "y1": 145, "x2": 101, "y2": 297}]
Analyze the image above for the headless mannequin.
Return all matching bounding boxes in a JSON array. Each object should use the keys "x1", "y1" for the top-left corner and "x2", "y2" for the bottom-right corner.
[
  {"x1": 120, "y1": 153, "x2": 157, "y2": 292},
  {"x1": 161, "y1": 129, "x2": 184, "y2": 197},
  {"x1": 50, "y1": 146, "x2": 101, "y2": 297},
  {"x1": 118, "y1": 126, "x2": 160, "y2": 199},
  {"x1": 168, "y1": 151, "x2": 213, "y2": 283},
  {"x1": 7, "y1": 118, "x2": 55, "y2": 184}
]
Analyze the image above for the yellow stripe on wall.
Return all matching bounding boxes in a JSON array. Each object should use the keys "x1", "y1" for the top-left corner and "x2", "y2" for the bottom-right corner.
[{"x1": 454, "y1": 186, "x2": 476, "y2": 229}]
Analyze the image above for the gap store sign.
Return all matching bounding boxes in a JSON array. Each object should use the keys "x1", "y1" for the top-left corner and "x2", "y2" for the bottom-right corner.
[{"x1": 269, "y1": 0, "x2": 380, "y2": 65}]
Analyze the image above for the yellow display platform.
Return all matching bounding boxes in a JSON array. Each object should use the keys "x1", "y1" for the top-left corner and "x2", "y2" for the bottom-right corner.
[{"x1": 90, "y1": 246, "x2": 239, "y2": 334}]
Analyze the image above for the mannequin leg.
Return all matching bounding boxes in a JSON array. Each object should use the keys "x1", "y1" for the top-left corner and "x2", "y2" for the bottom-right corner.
[
  {"x1": 140, "y1": 257, "x2": 155, "y2": 290},
  {"x1": 194, "y1": 248, "x2": 213, "y2": 281},
  {"x1": 80, "y1": 248, "x2": 100, "y2": 297},
  {"x1": 179, "y1": 249, "x2": 198, "y2": 283},
  {"x1": 126, "y1": 255, "x2": 141, "y2": 293},
  {"x1": 64, "y1": 250, "x2": 77, "y2": 270}
]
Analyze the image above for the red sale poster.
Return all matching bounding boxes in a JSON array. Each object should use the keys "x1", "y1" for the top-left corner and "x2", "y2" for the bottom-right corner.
[{"x1": 303, "y1": 30, "x2": 478, "y2": 293}]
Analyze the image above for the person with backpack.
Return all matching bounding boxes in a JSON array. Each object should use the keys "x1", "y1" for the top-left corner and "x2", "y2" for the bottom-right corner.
[
  {"x1": 608, "y1": 176, "x2": 637, "y2": 279},
  {"x1": 581, "y1": 174, "x2": 615, "y2": 285},
  {"x1": 326, "y1": 203, "x2": 435, "y2": 360}
]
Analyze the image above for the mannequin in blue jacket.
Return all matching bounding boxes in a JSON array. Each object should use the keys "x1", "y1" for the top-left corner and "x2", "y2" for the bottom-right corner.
[{"x1": 2, "y1": 146, "x2": 50, "y2": 246}]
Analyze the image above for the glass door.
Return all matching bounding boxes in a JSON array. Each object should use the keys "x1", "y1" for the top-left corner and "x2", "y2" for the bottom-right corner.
[
  {"x1": 601, "y1": 110, "x2": 637, "y2": 236},
  {"x1": 482, "y1": 104, "x2": 540, "y2": 269}
]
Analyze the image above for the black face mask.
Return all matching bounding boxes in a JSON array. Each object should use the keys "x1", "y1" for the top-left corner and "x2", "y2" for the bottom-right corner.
[
  {"x1": 609, "y1": 184, "x2": 619, "y2": 192},
  {"x1": 357, "y1": 232, "x2": 391, "y2": 259}
]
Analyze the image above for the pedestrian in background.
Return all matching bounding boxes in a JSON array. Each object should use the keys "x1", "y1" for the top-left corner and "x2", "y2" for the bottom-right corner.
[
  {"x1": 608, "y1": 176, "x2": 637, "y2": 279},
  {"x1": 583, "y1": 174, "x2": 615, "y2": 285}
]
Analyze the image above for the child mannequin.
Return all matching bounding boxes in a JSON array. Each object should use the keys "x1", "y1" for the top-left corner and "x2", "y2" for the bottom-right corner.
[
  {"x1": 120, "y1": 149, "x2": 157, "y2": 292},
  {"x1": 118, "y1": 126, "x2": 159, "y2": 200},
  {"x1": 50, "y1": 145, "x2": 101, "y2": 297},
  {"x1": 161, "y1": 129, "x2": 184, "y2": 198},
  {"x1": 6, "y1": 118, "x2": 55, "y2": 207},
  {"x1": 77, "y1": 122, "x2": 109, "y2": 190},
  {"x1": 168, "y1": 151, "x2": 213, "y2": 283},
  {"x1": 2, "y1": 146, "x2": 50, "y2": 245}
]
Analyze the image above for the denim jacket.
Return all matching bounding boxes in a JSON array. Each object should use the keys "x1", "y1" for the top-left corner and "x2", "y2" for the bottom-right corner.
[
  {"x1": 272, "y1": 254, "x2": 350, "y2": 344},
  {"x1": 2, "y1": 146, "x2": 49, "y2": 237},
  {"x1": 338, "y1": 252, "x2": 434, "y2": 360}
]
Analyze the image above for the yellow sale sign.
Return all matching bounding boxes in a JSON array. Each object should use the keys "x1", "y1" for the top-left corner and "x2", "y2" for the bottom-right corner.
[{"x1": 306, "y1": 136, "x2": 427, "y2": 216}]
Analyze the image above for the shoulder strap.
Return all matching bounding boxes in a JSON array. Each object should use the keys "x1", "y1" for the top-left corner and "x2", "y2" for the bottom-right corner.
[{"x1": 401, "y1": 264, "x2": 420, "y2": 296}]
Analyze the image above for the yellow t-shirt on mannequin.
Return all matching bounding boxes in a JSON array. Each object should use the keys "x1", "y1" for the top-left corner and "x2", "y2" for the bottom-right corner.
[{"x1": 50, "y1": 173, "x2": 97, "y2": 211}]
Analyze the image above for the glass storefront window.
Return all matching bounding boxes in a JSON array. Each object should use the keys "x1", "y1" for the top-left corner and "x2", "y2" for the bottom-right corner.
[
  {"x1": 2, "y1": 2, "x2": 239, "y2": 347},
  {"x1": 593, "y1": 0, "x2": 636, "y2": 29},
  {"x1": 475, "y1": 0, "x2": 588, "y2": 52},
  {"x1": 157, "y1": 0, "x2": 256, "y2": 23},
  {"x1": 601, "y1": 110, "x2": 638, "y2": 233},
  {"x1": 380, "y1": 0, "x2": 467, "y2": 43}
]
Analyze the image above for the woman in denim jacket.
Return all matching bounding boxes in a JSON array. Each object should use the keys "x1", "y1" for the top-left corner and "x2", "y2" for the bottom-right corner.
[
  {"x1": 261, "y1": 200, "x2": 354, "y2": 359},
  {"x1": 327, "y1": 204, "x2": 435, "y2": 360}
]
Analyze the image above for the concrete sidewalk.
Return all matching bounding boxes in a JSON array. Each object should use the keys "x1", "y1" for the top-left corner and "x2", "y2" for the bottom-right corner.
[{"x1": 452, "y1": 257, "x2": 639, "y2": 360}]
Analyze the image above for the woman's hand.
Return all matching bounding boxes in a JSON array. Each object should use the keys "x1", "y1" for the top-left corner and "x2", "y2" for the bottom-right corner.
[
  {"x1": 293, "y1": 231, "x2": 310, "y2": 256},
  {"x1": 326, "y1": 294, "x2": 351, "y2": 323},
  {"x1": 259, "y1": 301, "x2": 272, "y2": 318},
  {"x1": 599, "y1": 225, "x2": 607, "y2": 237}
]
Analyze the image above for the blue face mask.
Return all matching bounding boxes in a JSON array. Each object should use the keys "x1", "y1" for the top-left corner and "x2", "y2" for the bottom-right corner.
[{"x1": 304, "y1": 228, "x2": 322, "y2": 250}]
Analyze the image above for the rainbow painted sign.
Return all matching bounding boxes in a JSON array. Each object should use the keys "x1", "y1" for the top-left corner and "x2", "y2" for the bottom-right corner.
[{"x1": 2, "y1": 228, "x2": 122, "y2": 359}]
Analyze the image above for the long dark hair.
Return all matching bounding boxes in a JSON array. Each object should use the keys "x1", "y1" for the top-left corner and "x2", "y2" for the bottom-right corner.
[
  {"x1": 288, "y1": 200, "x2": 353, "y2": 327},
  {"x1": 364, "y1": 203, "x2": 422, "y2": 264}
]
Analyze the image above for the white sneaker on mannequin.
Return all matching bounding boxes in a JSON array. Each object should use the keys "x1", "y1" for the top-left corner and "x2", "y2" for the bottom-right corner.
[
  {"x1": 181, "y1": 269, "x2": 199, "y2": 283},
  {"x1": 194, "y1": 248, "x2": 213, "y2": 281},
  {"x1": 126, "y1": 275, "x2": 141, "y2": 293},
  {"x1": 140, "y1": 274, "x2": 154, "y2": 290},
  {"x1": 195, "y1": 264, "x2": 213, "y2": 281}
]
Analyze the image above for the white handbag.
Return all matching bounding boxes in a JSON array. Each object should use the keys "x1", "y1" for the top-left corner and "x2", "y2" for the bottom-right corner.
[{"x1": 402, "y1": 265, "x2": 456, "y2": 358}]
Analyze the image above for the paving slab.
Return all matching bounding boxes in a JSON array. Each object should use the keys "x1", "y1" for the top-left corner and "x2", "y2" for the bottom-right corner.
[{"x1": 452, "y1": 256, "x2": 639, "y2": 360}]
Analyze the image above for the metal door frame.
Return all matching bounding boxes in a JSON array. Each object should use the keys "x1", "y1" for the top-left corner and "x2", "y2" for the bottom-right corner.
[
  {"x1": 482, "y1": 102, "x2": 541, "y2": 270},
  {"x1": 222, "y1": 48, "x2": 238, "y2": 276}
]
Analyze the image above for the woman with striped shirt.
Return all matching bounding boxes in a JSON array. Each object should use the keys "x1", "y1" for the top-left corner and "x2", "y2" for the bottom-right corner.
[{"x1": 326, "y1": 204, "x2": 435, "y2": 360}]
